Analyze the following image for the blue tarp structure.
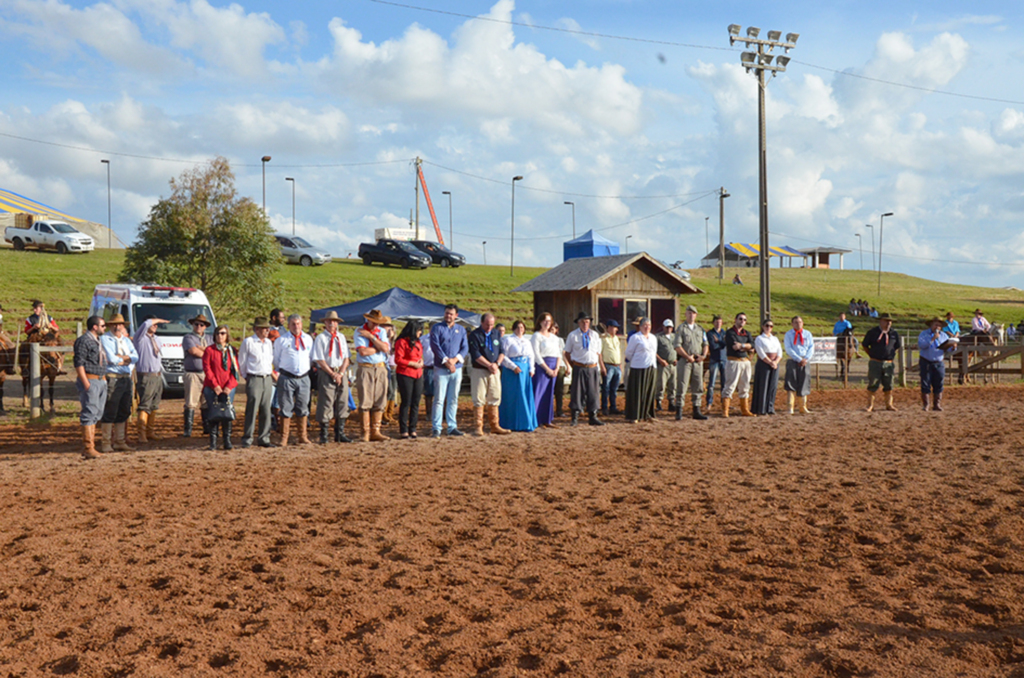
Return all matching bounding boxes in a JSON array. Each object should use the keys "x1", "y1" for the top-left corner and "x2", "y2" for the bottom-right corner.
[
  {"x1": 310, "y1": 287, "x2": 481, "y2": 328},
  {"x1": 563, "y1": 229, "x2": 620, "y2": 261}
]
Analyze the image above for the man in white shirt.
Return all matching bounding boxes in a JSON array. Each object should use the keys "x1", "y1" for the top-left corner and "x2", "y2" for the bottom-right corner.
[
  {"x1": 312, "y1": 310, "x2": 352, "y2": 444},
  {"x1": 273, "y1": 314, "x2": 314, "y2": 446},
  {"x1": 238, "y1": 317, "x2": 277, "y2": 448},
  {"x1": 562, "y1": 311, "x2": 607, "y2": 426}
]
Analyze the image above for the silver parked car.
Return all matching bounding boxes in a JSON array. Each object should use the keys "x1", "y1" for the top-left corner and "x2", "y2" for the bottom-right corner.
[{"x1": 274, "y1": 234, "x2": 332, "y2": 266}]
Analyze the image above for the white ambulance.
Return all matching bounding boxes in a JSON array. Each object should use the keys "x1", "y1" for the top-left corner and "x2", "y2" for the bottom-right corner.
[{"x1": 88, "y1": 284, "x2": 217, "y2": 393}]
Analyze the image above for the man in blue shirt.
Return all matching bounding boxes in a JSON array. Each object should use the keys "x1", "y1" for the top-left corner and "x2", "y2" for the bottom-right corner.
[
  {"x1": 429, "y1": 304, "x2": 468, "y2": 437},
  {"x1": 99, "y1": 314, "x2": 139, "y2": 454},
  {"x1": 833, "y1": 312, "x2": 853, "y2": 337},
  {"x1": 918, "y1": 317, "x2": 956, "y2": 411},
  {"x1": 467, "y1": 313, "x2": 509, "y2": 436},
  {"x1": 783, "y1": 316, "x2": 815, "y2": 414}
]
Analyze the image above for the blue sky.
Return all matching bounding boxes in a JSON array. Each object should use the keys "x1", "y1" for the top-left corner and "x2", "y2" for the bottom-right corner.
[{"x1": 1, "y1": 0, "x2": 1023, "y2": 289}]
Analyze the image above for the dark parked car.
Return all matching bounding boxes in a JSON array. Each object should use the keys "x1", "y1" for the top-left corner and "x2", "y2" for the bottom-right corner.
[
  {"x1": 358, "y1": 239, "x2": 432, "y2": 269},
  {"x1": 411, "y1": 241, "x2": 466, "y2": 268}
]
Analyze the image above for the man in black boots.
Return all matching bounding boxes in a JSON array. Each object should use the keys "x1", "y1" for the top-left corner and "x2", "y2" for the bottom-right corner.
[{"x1": 562, "y1": 311, "x2": 606, "y2": 426}]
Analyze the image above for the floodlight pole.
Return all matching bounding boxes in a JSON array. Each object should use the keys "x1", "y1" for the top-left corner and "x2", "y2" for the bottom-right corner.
[
  {"x1": 442, "y1": 191, "x2": 452, "y2": 247},
  {"x1": 564, "y1": 201, "x2": 575, "y2": 238},
  {"x1": 705, "y1": 216, "x2": 709, "y2": 257},
  {"x1": 728, "y1": 24, "x2": 797, "y2": 322},
  {"x1": 855, "y1": 233, "x2": 863, "y2": 269},
  {"x1": 100, "y1": 159, "x2": 110, "y2": 249},
  {"x1": 718, "y1": 187, "x2": 729, "y2": 284},
  {"x1": 510, "y1": 175, "x2": 523, "y2": 277},
  {"x1": 261, "y1": 155, "x2": 271, "y2": 214},
  {"x1": 877, "y1": 212, "x2": 893, "y2": 295},
  {"x1": 285, "y1": 177, "x2": 295, "y2": 235},
  {"x1": 865, "y1": 224, "x2": 875, "y2": 273}
]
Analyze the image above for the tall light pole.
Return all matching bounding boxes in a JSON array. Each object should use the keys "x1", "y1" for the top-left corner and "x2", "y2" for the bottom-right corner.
[
  {"x1": 510, "y1": 175, "x2": 523, "y2": 277},
  {"x1": 854, "y1": 233, "x2": 863, "y2": 270},
  {"x1": 718, "y1": 187, "x2": 730, "y2": 284},
  {"x1": 261, "y1": 155, "x2": 271, "y2": 214},
  {"x1": 442, "y1": 191, "x2": 452, "y2": 247},
  {"x1": 705, "y1": 216, "x2": 709, "y2": 257},
  {"x1": 482, "y1": 241, "x2": 487, "y2": 266},
  {"x1": 564, "y1": 201, "x2": 576, "y2": 239},
  {"x1": 625, "y1": 235, "x2": 633, "y2": 253},
  {"x1": 877, "y1": 212, "x2": 893, "y2": 295},
  {"x1": 285, "y1": 177, "x2": 295, "y2": 235},
  {"x1": 729, "y1": 24, "x2": 798, "y2": 322},
  {"x1": 100, "y1": 159, "x2": 110, "y2": 249},
  {"x1": 865, "y1": 224, "x2": 875, "y2": 272}
]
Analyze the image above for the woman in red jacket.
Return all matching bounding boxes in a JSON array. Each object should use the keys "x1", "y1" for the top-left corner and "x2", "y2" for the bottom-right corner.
[
  {"x1": 203, "y1": 325, "x2": 239, "y2": 451},
  {"x1": 393, "y1": 320, "x2": 425, "y2": 439}
]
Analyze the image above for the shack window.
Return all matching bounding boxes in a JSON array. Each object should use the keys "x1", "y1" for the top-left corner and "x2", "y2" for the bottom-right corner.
[{"x1": 597, "y1": 297, "x2": 624, "y2": 330}]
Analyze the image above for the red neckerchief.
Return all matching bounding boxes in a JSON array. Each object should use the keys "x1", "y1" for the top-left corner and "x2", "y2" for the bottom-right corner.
[
  {"x1": 330, "y1": 331, "x2": 341, "y2": 358},
  {"x1": 294, "y1": 331, "x2": 304, "y2": 350},
  {"x1": 796, "y1": 330, "x2": 804, "y2": 345}
]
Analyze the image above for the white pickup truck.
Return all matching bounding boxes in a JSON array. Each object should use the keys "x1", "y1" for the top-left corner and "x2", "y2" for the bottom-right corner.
[{"x1": 4, "y1": 220, "x2": 95, "y2": 254}]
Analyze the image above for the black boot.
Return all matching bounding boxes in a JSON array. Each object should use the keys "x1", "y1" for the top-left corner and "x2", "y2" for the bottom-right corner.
[
  {"x1": 675, "y1": 402, "x2": 683, "y2": 420},
  {"x1": 692, "y1": 404, "x2": 708, "y2": 421},
  {"x1": 319, "y1": 423, "x2": 330, "y2": 445},
  {"x1": 183, "y1": 407, "x2": 194, "y2": 437},
  {"x1": 570, "y1": 411, "x2": 579, "y2": 427},
  {"x1": 335, "y1": 419, "x2": 353, "y2": 443},
  {"x1": 200, "y1": 407, "x2": 211, "y2": 435},
  {"x1": 209, "y1": 426, "x2": 218, "y2": 451},
  {"x1": 222, "y1": 420, "x2": 233, "y2": 450},
  {"x1": 588, "y1": 411, "x2": 605, "y2": 426}
]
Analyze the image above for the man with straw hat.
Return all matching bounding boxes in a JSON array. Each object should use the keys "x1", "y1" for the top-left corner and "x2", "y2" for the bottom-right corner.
[
  {"x1": 99, "y1": 313, "x2": 138, "y2": 453},
  {"x1": 563, "y1": 310, "x2": 606, "y2": 426},
  {"x1": 182, "y1": 313, "x2": 212, "y2": 437},
  {"x1": 312, "y1": 310, "x2": 353, "y2": 444},
  {"x1": 918, "y1": 316, "x2": 957, "y2": 411},
  {"x1": 273, "y1": 313, "x2": 315, "y2": 446},
  {"x1": 73, "y1": 315, "x2": 108, "y2": 459},
  {"x1": 861, "y1": 312, "x2": 901, "y2": 412},
  {"x1": 238, "y1": 316, "x2": 277, "y2": 448},
  {"x1": 132, "y1": 314, "x2": 169, "y2": 443},
  {"x1": 354, "y1": 309, "x2": 392, "y2": 442}
]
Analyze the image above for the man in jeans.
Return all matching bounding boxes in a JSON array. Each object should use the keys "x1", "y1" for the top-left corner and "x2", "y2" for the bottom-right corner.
[
  {"x1": 600, "y1": 320, "x2": 622, "y2": 415},
  {"x1": 655, "y1": 319, "x2": 677, "y2": 411},
  {"x1": 705, "y1": 314, "x2": 727, "y2": 412},
  {"x1": 429, "y1": 304, "x2": 468, "y2": 438}
]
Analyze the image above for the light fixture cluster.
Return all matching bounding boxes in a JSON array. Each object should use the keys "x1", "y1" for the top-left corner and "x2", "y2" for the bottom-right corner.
[{"x1": 727, "y1": 25, "x2": 798, "y2": 76}]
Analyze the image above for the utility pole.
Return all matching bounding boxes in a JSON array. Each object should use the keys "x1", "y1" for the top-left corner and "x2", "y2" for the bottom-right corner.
[
  {"x1": 878, "y1": 212, "x2": 893, "y2": 295},
  {"x1": 705, "y1": 216, "x2": 709, "y2": 257},
  {"x1": 728, "y1": 24, "x2": 798, "y2": 321},
  {"x1": 414, "y1": 157, "x2": 421, "y2": 240},
  {"x1": 718, "y1": 187, "x2": 730, "y2": 284}
]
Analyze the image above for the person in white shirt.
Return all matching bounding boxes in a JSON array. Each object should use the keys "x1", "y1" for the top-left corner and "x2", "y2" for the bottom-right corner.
[
  {"x1": 783, "y1": 316, "x2": 815, "y2": 415},
  {"x1": 237, "y1": 317, "x2": 278, "y2": 448},
  {"x1": 272, "y1": 314, "x2": 314, "y2": 446},
  {"x1": 562, "y1": 311, "x2": 607, "y2": 426},
  {"x1": 750, "y1": 319, "x2": 782, "y2": 415},
  {"x1": 311, "y1": 310, "x2": 352, "y2": 444},
  {"x1": 499, "y1": 320, "x2": 537, "y2": 431},
  {"x1": 624, "y1": 317, "x2": 658, "y2": 422},
  {"x1": 530, "y1": 312, "x2": 562, "y2": 428}
]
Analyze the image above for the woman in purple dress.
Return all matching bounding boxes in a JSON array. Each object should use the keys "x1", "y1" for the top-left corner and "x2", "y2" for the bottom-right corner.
[{"x1": 530, "y1": 312, "x2": 561, "y2": 429}]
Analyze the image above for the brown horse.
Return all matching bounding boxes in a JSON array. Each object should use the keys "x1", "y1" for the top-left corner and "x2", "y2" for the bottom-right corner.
[
  {"x1": 835, "y1": 331, "x2": 857, "y2": 384},
  {"x1": 20, "y1": 327, "x2": 65, "y2": 413},
  {"x1": 0, "y1": 331, "x2": 16, "y2": 414},
  {"x1": 955, "y1": 332, "x2": 999, "y2": 385}
]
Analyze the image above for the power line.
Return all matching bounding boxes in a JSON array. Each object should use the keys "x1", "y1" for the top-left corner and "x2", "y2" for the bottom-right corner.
[{"x1": 366, "y1": 0, "x2": 1024, "y2": 106}]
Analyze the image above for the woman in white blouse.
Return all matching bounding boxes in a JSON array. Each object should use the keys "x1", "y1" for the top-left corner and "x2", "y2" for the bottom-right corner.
[
  {"x1": 499, "y1": 320, "x2": 538, "y2": 431},
  {"x1": 530, "y1": 312, "x2": 562, "y2": 428},
  {"x1": 751, "y1": 318, "x2": 782, "y2": 415},
  {"x1": 623, "y1": 317, "x2": 658, "y2": 422}
]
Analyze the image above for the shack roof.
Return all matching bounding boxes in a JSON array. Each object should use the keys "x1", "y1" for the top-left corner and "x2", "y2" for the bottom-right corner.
[{"x1": 512, "y1": 252, "x2": 702, "y2": 294}]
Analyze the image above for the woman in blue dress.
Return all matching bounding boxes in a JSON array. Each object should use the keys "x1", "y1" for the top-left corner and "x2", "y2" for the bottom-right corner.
[{"x1": 499, "y1": 320, "x2": 538, "y2": 431}]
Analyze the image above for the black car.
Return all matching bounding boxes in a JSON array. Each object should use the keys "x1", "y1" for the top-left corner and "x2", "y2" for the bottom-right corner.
[
  {"x1": 411, "y1": 240, "x2": 466, "y2": 268},
  {"x1": 358, "y1": 239, "x2": 432, "y2": 269}
]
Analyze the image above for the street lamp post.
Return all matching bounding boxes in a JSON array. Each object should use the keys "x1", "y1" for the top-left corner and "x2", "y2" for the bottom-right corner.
[
  {"x1": 100, "y1": 159, "x2": 111, "y2": 249},
  {"x1": 728, "y1": 24, "x2": 798, "y2": 322},
  {"x1": 510, "y1": 175, "x2": 523, "y2": 277},
  {"x1": 564, "y1": 201, "x2": 575, "y2": 239},
  {"x1": 705, "y1": 216, "x2": 709, "y2": 257},
  {"x1": 442, "y1": 191, "x2": 452, "y2": 247},
  {"x1": 482, "y1": 241, "x2": 487, "y2": 266},
  {"x1": 285, "y1": 177, "x2": 295, "y2": 235},
  {"x1": 878, "y1": 212, "x2": 894, "y2": 295},
  {"x1": 625, "y1": 235, "x2": 633, "y2": 254},
  {"x1": 854, "y1": 233, "x2": 863, "y2": 270},
  {"x1": 865, "y1": 224, "x2": 875, "y2": 273},
  {"x1": 718, "y1": 187, "x2": 730, "y2": 284},
  {"x1": 261, "y1": 155, "x2": 271, "y2": 214}
]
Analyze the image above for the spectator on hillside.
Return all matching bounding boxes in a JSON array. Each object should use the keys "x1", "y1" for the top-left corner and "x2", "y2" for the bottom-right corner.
[
  {"x1": 732, "y1": 273, "x2": 743, "y2": 286},
  {"x1": 943, "y1": 311, "x2": 960, "y2": 338}
]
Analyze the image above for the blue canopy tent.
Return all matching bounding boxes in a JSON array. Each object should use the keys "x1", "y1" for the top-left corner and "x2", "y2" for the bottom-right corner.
[
  {"x1": 563, "y1": 229, "x2": 620, "y2": 261},
  {"x1": 310, "y1": 287, "x2": 481, "y2": 328}
]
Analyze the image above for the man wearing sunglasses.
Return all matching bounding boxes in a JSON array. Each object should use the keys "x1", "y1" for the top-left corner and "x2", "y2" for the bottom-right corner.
[
  {"x1": 73, "y1": 316, "x2": 108, "y2": 459},
  {"x1": 721, "y1": 312, "x2": 756, "y2": 417}
]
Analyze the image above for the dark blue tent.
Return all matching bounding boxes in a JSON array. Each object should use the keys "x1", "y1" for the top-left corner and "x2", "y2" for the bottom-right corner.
[
  {"x1": 563, "y1": 229, "x2": 620, "y2": 261},
  {"x1": 310, "y1": 287, "x2": 481, "y2": 328}
]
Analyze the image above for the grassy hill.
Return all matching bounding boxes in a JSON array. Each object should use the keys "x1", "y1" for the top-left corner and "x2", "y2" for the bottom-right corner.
[{"x1": 2, "y1": 247, "x2": 1023, "y2": 337}]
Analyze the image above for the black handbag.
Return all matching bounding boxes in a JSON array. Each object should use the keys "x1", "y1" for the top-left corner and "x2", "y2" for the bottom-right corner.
[{"x1": 207, "y1": 396, "x2": 235, "y2": 423}]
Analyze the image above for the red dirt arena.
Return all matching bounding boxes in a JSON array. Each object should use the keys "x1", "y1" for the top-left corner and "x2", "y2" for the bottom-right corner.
[{"x1": 1, "y1": 385, "x2": 1023, "y2": 677}]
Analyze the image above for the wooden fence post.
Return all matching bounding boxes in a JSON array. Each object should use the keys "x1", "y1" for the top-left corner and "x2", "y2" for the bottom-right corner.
[{"x1": 30, "y1": 343, "x2": 41, "y2": 420}]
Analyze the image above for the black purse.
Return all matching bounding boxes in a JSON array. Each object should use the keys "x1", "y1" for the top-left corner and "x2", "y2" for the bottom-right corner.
[{"x1": 207, "y1": 395, "x2": 235, "y2": 423}]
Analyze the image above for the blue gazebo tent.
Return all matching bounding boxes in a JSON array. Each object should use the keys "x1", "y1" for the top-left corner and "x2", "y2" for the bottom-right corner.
[
  {"x1": 563, "y1": 229, "x2": 620, "y2": 261},
  {"x1": 310, "y1": 287, "x2": 481, "y2": 328}
]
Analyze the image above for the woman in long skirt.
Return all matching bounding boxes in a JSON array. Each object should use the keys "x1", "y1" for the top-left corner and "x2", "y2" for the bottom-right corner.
[
  {"x1": 530, "y1": 312, "x2": 561, "y2": 428},
  {"x1": 624, "y1": 318, "x2": 658, "y2": 422},
  {"x1": 751, "y1": 318, "x2": 781, "y2": 415},
  {"x1": 499, "y1": 320, "x2": 538, "y2": 431}
]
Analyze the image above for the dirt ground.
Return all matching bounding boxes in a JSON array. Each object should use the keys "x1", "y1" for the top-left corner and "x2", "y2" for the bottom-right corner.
[{"x1": 2, "y1": 385, "x2": 1024, "y2": 677}]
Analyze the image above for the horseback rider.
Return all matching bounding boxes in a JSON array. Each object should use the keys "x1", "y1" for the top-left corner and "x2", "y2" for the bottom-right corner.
[{"x1": 25, "y1": 300, "x2": 59, "y2": 337}]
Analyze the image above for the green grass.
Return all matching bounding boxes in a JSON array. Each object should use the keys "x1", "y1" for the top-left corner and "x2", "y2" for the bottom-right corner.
[{"x1": 2, "y1": 246, "x2": 1023, "y2": 339}]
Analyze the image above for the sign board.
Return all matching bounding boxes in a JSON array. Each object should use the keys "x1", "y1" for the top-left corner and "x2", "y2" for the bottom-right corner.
[{"x1": 809, "y1": 337, "x2": 837, "y2": 365}]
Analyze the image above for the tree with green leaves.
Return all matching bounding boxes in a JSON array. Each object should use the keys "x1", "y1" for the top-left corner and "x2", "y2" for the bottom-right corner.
[{"x1": 120, "y1": 157, "x2": 282, "y2": 320}]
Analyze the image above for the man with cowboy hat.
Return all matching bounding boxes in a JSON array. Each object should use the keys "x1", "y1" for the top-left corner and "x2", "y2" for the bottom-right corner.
[
  {"x1": 273, "y1": 313, "x2": 315, "y2": 446},
  {"x1": 238, "y1": 316, "x2": 277, "y2": 448},
  {"x1": 182, "y1": 313, "x2": 212, "y2": 437},
  {"x1": 132, "y1": 314, "x2": 169, "y2": 443},
  {"x1": 918, "y1": 316, "x2": 957, "y2": 411},
  {"x1": 312, "y1": 310, "x2": 353, "y2": 444},
  {"x1": 971, "y1": 308, "x2": 992, "y2": 336},
  {"x1": 861, "y1": 312, "x2": 901, "y2": 412},
  {"x1": 73, "y1": 315, "x2": 108, "y2": 458},
  {"x1": 353, "y1": 309, "x2": 391, "y2": 442},
  {"x1": 99, "y1": 313, "x2": 138, "y2": 453},
  {"x1": 563, "y1": 310, "x2": 607, "y2": 426},
  {"x1": 600, "y1": 319, "x2": 622, "y2": 415}
]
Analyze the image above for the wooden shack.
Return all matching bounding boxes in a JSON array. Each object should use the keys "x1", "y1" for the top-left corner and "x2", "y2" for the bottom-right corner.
[{"x1": 512, "y1": 252, "x2": 702, "y2": 333}]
